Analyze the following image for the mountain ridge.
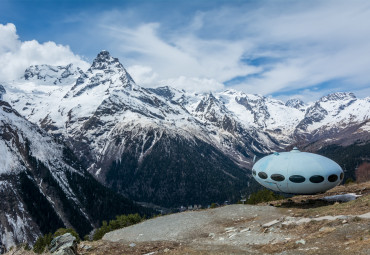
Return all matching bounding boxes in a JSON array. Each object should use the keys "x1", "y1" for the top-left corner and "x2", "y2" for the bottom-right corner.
[{"x1": 1, "y1": 50, "x2": 369, "y2": 209}]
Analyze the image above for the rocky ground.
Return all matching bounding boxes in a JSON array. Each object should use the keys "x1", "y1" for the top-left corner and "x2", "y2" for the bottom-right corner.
[{"x1": 5, "y1": 182, "x2": 370, "y2": 255}]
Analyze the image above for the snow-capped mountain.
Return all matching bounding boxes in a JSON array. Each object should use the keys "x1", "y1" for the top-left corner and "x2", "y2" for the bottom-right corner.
[
  {"x1": 294, "y1": 92, "x2": 370, "y2": 144},
  {"x1": 2, "y1": 51, "x2": 369, "y2": 209},
  {"x1": 0, "y1": 100, "x2": 150, "y2": 251}
]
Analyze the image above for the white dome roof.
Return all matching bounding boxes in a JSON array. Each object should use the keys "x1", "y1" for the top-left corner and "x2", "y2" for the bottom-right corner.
[{"x1": 252, "y1": 148, "x2": 343, "y2": 194}]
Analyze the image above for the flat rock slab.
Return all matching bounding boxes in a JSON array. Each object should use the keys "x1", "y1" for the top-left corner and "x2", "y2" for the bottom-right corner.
[
  {"x1": 103, "y1": 205, "x2": 284, "y2": 244},
  {"x1": 262, "y1": 219, "x2": 280, "y2": 228}
]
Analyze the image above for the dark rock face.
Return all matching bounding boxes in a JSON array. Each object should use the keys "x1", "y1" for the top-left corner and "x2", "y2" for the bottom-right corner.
[
  {"x1": 236, "y1": 96, "x2": 270, "y2": 127},
  {"x1": 195, "y1": 93, "x2": 233, "y2": 127},
  {"x1": 285, "y1": 98, "x2": 305, "y2": 109},
  {"x1": 0, "y1": 173, "x2": 41, "y2": 250},
  {"x1": 22, "y1": 64, "x2": 82, "y2": 85},
  {"x1": 90, "y1": 50, "x2": 121, "y2": 70},
  {"x1": 66, "y1": 51, "x2": 135, "y2": 98},
  {"x1": 0, "y1": 103, "x2": 152, "y2": 251},
  {"x1": 0, "y1": 85, "x2": 5, "y2": 100},
  {"x1": 297, "y1": 102, "x2": 328, "y2": 131},
  {"x1": 320, "y1": 92, "x2": 356, "y2": 102}
]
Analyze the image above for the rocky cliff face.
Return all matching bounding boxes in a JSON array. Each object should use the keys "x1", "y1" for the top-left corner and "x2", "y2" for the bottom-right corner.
[
  {"x1": 0, "y1": 101, "x2": 150, "y2": 251},
  {"x1": 0, "y1": 85, "x2": 5, "y2": 100},
  {"x1": 23, "y1": 64, "x2": 83, "y2": 85}
]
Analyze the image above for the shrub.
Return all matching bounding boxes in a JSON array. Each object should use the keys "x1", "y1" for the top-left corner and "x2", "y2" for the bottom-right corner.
[
  {"x1": 246, "y1": 189, "x2": 284, "y2": 205},
  {"x1": 53, "y1": 228, "x2": 80, "y2": 242},
  {"x1": 33, "y1": 233, "x2": 52, "y2": 254},
  {"x1": 93, "y1": 213, "x2": 144, "y2": 240},
  {"x1": 210, "y1": 203, "x2": 218, "y2": 208},
  {"x1": 345, "y1": 178, "x2": 354, "y2": 185},
  {"x1": 33, "y1": 228, "x2": 80, "y2": 254}
]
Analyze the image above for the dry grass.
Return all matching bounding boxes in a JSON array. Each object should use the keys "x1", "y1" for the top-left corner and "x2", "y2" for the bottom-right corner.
[
  {"x1": 4, "y1": 247, "x2": 50, "y2": 255},
  {"x1": 266, "y1": 181, "x2": 370, "y2": 217},
  {"x1": 296, "y1": 193, "x2": 370, "y2": 217},
  {"x1": 256, "y1": 219, "x2": 370, "y2": 254}
]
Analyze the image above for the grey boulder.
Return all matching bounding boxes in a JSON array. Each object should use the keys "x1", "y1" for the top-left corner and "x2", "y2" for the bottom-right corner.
[{"x1": 49, "y1": 233, "x2": 77, "y2": 255}]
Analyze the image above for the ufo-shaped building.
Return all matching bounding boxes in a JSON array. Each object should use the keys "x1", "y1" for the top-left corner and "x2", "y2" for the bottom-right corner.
[{"x1": 252, "y1": 147, "x2": 344, "y2": 194}]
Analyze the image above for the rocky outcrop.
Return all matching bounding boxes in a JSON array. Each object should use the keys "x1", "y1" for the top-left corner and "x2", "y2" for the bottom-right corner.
[
  {"x1": 0, "y1": 85, "x2": 5, "y2": 100},
  {"x1": 285, "y1": 98, "x2": 305, "y2": 109},
  {"x1": 49, "y1": 233, "x2": 77, "y2": 255},
  {"x1": 23, "y1": 64, "x2": 83, "y2": 85}
]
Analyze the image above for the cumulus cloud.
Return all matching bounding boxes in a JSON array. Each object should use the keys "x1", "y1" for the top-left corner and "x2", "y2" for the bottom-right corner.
[
  {"x1": 89, "y1": 0, "x2": 370, "y2": 99},
  {"x1": 205, "y1": 0, "x2": 370, "y2": 97},
  {"x1": 99, "y1": 21, "x2": 259, "y2": 91},
  {"x1": 0, "y1": 23, "x2": 89, "y2": 82},
  {"x1": 3, "y1": 0, "x2": 370, "y2": 100}
]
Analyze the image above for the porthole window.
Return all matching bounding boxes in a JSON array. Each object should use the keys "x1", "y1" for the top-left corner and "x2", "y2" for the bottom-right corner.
[
  {"x1": 258, "y1": 172, "x2": 268, "y2": 179},
  {"x1": 309, "y1": 175, "x2": 324, "y2": 183},
  {"x1": 289, "y1": 175, "x2": 305, "y2": 183},
  {"x1": 252, "y1": 170, "x2": 256, "y2": 176},
  {"x1": 328, "y1": 174, "x2": 338, "y2": 182},
  {"x1": 271, "y1": 174, "x2": 285, "y2": 182},
  {"x1": 340, "y1": 172, "x2": 344, "y2": 180}
]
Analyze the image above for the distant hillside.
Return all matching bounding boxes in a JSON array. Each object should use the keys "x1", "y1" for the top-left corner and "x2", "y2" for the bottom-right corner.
[{"x1": 0, "y1": 101, "x2": 152, "y2": 251}]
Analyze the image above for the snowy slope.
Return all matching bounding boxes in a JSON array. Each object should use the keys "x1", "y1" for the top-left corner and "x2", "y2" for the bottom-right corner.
[
  {"x1": 215, "y1": 90, "x2": 306, "y2": 143},
  {"x1": 295, "y1": 92, "x2": 370, "y2": 142},
  {"x1": 0, "y1": 100, "x2": 150, "y2": 251}
]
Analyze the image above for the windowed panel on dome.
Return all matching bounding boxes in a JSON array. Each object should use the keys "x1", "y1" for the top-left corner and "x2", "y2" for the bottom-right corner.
[
  {"x1": 328, "y1": 174, "x2": 338, "y2": 182},
  {"x1": 258, "y1": 172, "x2": 268, "y2": 179},
  {"x1": 289, "y1": 175, "x2": 305, "y2": 183},
  {"x1": 252, "y1": 170, "x2": 256, "y2": 176},
  {"x1": 309, "y1": 175, "x2": 324, "y2": 183},
  {"x1": 340, "y1": 172, "x2": 344, "y2": 180},
  {"x1": 271, "y1": 174, "x2": 285, "y2": 182}
]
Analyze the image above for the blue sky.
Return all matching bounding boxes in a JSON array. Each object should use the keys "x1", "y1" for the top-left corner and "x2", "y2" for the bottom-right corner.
[{"x1": 1, "y1": 0, "x2": 370, "y2": 102}]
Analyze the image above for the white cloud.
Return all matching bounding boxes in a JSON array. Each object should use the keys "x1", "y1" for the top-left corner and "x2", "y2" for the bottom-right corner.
[
  {"x1": 274, "y1": 88, "x2": 337, "y2": 105},
  {"x1": 222, "y1": 0, "x2": 370, "y2": 98},
  {"x1": 99, "y1": 21, "x2": 259, "y2": 89},
  {"x1": 90, "y1": 0, "x2": 370, "y2": 99},
  {"x1": 3, "y1": 0, "x2": 370, "y2": 100},
  {"x1": 160, "y1": 76, "x2": 224, "y2": 93},
  {"x1": 127, "y1": 65, "x2": 158, "y2": 86},
  {"x1": 127, "y1": 64, "x2": 225, "y2": 92},
  {"x1": 0, "y1": 23, "x2": 89, "y2": 82}
]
